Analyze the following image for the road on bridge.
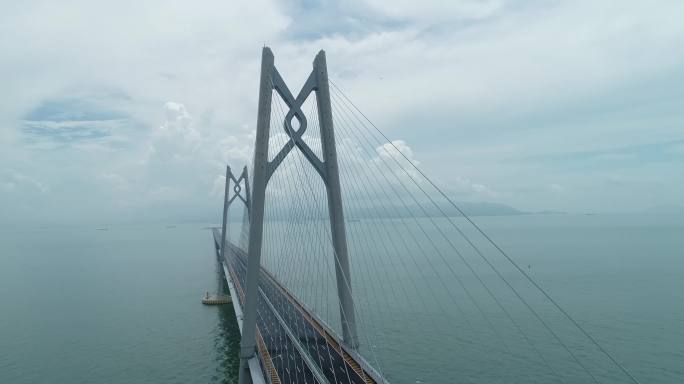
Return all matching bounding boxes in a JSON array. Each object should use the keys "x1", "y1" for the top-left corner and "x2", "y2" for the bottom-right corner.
[{"x1": 215, "y1": 231, "x2": 376, "y2": 384}]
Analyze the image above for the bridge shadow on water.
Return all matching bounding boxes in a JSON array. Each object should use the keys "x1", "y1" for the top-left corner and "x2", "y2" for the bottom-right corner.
[{"x1": 211, "y1": 264, "x2": 241, "y2": 383}]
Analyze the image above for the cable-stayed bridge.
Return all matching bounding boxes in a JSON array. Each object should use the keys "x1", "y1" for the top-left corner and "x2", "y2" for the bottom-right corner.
[{"x1": 211, "y1": 47, "x2": 641, "y2": 384}]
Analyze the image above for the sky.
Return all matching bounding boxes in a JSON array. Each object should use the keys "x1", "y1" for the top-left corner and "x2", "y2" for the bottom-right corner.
[{"x1": 1, "y1": 0, "x2": 683, "y2": 226}]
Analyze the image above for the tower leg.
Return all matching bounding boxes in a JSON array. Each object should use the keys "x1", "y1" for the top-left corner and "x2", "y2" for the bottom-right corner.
[
  {"x1": 314, "y1": 50, "x2": 359, "y2": 348},
  {"x1": 238, "y1": 47, "x2": 274, "y2": 384}
]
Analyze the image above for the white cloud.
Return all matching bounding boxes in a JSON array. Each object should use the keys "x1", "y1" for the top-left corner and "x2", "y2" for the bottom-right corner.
[
  {"x1": 1, "y1": 169, "x2": 48, "y2": 194},
  {"x1": 148, "y1": 186, "x2": 185, "y2": 202},
  {"x1": 158, "y1": 102, "x2": 195, "y2": 136},
  {"x1": 97, "y1": 173, "x2": 129, "y2": 191},
  {"x1": 452, "y1": 176, "x2": 498, "y2": 199},
  {"x1": 211, "y1": 175, "x2": 227, "y2": 198},
  {"x1": 364, "y1": 0, "x2": 505, "y2": 22},
  {"x1": 376, "y1": 140, "x2": 418, "y2": 165},
  {"x1": 1, "y1": 0, "x2": 683, "y2": 224}
]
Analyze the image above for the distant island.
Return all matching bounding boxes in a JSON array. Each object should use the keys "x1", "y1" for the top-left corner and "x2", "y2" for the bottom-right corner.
[
  {"x1": 344, "y1": 200, "x2": 546, "y2": 219},
  {"x1": 443, "y1": 201, "x2": 524, "y2": 216},
  {"x1": 411, "y1": 201, "x2": 566, "y2": 217},
  {"x1": 533, "y1": 210, "x2": 568, "y2": 215},
  {"x1": 224, "y1": 200, "x2": 571, "y2": 221}
]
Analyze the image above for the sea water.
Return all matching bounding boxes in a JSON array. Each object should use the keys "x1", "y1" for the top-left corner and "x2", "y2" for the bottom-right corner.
[{"x1": 1, "y1": 214, "x2": 682, "y2": 383}]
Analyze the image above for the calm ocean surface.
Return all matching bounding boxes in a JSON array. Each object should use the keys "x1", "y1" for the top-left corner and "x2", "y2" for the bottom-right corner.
[{"x1": 1, "y1": 214, "x2": 682, "y2": 383}]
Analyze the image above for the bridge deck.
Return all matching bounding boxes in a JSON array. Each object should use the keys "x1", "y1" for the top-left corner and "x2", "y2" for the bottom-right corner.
[{"x1": 213, "y1": 229, "x2": 382, "y2": 384}]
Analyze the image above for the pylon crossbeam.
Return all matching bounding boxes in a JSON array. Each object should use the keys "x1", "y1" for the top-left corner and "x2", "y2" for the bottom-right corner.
[
  {"x1": 268, "y1": 68, "x2": 326, "y2": 182},
  {"x1": 227, "y1": 167, "x2": 250, "y2": 209}
]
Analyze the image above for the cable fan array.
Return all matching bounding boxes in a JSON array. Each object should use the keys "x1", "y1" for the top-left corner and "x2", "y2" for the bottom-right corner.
[{"x1": 226, "y1": 77, "x2": 641, "y2": 384}]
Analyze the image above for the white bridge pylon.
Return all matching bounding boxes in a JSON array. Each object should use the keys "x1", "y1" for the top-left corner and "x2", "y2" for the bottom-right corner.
[
  {"x1": 220, "y1": 165, "x2": 249, "y2": 264},
  {"x1": 234, "y1": 47, "x2": 359, "y2": 384}
]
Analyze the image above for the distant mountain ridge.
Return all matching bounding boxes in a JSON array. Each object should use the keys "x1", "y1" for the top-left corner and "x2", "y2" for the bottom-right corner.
[
  {"x1": 344, "y1": 200, "x2": 525, "y2": 220},
  {"x1": 647, "y1": 204, "x2": 684, "y2": 214},
  {"x1": 435, "y1": 201, "x2": 524, "y2": 216},
  {"x1": 224, "y1": 200, "x2": 529, "y2": 221}
]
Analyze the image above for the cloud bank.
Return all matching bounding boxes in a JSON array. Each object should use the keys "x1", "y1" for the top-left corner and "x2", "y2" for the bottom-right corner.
[{"x1": 1, "y1": 0, "x2": 683, "y2": 226}]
